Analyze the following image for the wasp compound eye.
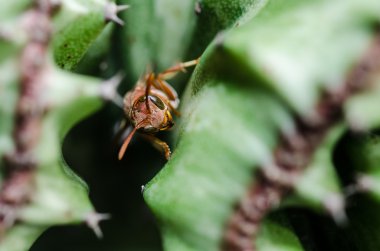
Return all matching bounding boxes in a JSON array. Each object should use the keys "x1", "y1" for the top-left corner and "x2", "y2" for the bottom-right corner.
[
  {"x1": 149, "y1": 95, "x2": 165, "y2": 110},
  {"x1": 137, "y1": 95, "x2": 146, "y2": 103},
  {"x1": 141, "y1": 125, "x2": 159, "y2": 133}
]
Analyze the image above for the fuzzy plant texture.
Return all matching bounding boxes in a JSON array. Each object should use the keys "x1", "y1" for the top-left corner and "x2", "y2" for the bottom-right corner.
[{"x1": 1, "y1": 0, "x2": 380, "y2": 251}]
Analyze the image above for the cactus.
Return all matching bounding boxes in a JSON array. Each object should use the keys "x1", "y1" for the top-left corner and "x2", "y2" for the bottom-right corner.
[
  {"x1": 0, "y1": 0, "x2": 126, "y2": 250},
  {"x1": 139, "y1": 0, "x2": 380, "y2": 251},
  {"x1": 2, "y1": 0, "x2": 380, "y2": 251}
]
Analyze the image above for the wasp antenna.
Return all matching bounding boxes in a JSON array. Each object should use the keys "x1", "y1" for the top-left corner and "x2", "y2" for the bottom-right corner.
[
  {"x1": 118, "y1": 126, "x2": 138, "y2": 160},
  {"x1": 118, "y1": 120, "x2": 149, "y2": 160}
]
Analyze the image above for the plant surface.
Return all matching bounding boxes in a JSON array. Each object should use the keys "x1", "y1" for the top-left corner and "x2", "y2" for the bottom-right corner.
[{"x1": 1, "y1": 1, "x2": 380, "y2": 251}]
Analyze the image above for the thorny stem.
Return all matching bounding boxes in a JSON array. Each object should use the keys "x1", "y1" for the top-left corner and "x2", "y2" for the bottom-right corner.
[
  {"x1": 222, "y1": 33, "x2": 380, "y2": 251},
  {"x1": 0, "y1": 0, "x2": 56, "y2": 234}
]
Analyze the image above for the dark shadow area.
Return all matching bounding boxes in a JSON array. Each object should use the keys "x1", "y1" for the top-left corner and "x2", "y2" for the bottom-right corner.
[
  {"x1": 286, "y1": 193, "x2": 380, "y2": 251},
  {"x1": 30, "y1": 104, "x2": 164, "y2": 251},
  {"x1": 284, "y1": 130, "x2": 380, "y2": 251}
]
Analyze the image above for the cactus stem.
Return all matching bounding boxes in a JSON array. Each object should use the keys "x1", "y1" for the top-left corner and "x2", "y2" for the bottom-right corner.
[
  {"x1": 222, "y1": 32, "x2": 380, "y2": 251},
  {"x1": 261, "y1": 164, "x2": 299, "y2": 187},
  {"x1": 85, "y1": 212, "x2": 111, "y2": 239},
  {"x1": 0, "y1": 0, "x2": 56, "y2": 234},
  {"x1": 100, "y1": 72, "x2": 125, "y2": 108},
  {"x1": 104, "y1": 2, "x2": 129, "y2": 26}
]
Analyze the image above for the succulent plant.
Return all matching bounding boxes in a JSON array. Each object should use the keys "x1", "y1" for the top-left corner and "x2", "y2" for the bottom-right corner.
[
  {"x1": 1, "y1": 0, "x2": 380, "y2": 251},
  {"x1": 0, "y1": 0, "x2": 126, "y2": 250}
]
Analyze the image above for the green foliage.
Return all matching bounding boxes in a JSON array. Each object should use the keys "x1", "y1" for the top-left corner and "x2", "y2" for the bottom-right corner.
[
  {"x1": 120, "y1": 0, "x2": 197, "y2": 81},
  {"x1": 2, "y1": 0, "x2": 380, "y2": 251},
  {"x1": 139, "y1": 0, "x2": 380, "y2": 250},
  {"x1": 52, "y1": 0, "x2": 109, "y2": 70},
  {"x1": 144, "y1": 83, "x2": 296, "y2": 251},
  {"x1": 0, "y1": 0, "x2": 109, "y2": 250}
]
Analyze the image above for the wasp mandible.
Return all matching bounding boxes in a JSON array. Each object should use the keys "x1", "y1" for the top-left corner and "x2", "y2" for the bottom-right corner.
[{"x1": 118, "y1": 59, "x2": 199, "y2": 160}]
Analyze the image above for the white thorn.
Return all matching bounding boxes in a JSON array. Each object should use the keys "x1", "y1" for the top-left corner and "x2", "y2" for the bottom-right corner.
[
  {"x1": 100, "y1": 72, "x2": 125, "y2": 108},
  {"x1": 356, "y1": 174, "x2": 376, "y2": 192},
  {"x1": 346, "y1": 113, "x2": 368, "y2": 132},
  {"x1": 85, "y1": 212, "x2": 111, "y2": 239},
  {"x1": 345, "y1": 174, "x2": 376, "y2": 198},
  {"x1": 117, "y1": 4, "x2": 130, "y2": 12},
  {"x1": 141, "y1": 185, "x2": 145, "y2": 193},
  {"x1": 323, "y1": 193, "x2": 348, "y2": 226},
  {"x1": 0, "y1": 205, "x2": 18, "y2": 228},
  {"x1": 104, "y1": 2, "x2": 129, "y2": 26},
  {"x1": 112, "y1": 16, "x2": 125, "y2": 26},
  {"x1": 100, "y1": 61, "x2": 108, "y2": 71},
  {"x1": 214, "y1": 31, "x2": 225, "y2": 47},
  {"x1": 194, "y1": 1, "x2": 202, "y2": 15}
]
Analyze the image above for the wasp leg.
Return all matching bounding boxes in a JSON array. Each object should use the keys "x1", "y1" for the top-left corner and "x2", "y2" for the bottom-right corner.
[
  {"x1": 158, "y1": 58, "x2": 200, "y2": 80},
  {"x1": 155, "y1": 78, "x2": 178, "y2": 101},
  {"x1": 149, "y1": 78, "x2": 180, "y2": 116},
  {"x1": 142, "y1": 134, "x2": 171, "y2": 160},
  {"x1": 156, "y1": 79, "x2": 181, "y2": 116},
  {"x1": 166, "y1": 100, "x2": 181, "y2": 117}
]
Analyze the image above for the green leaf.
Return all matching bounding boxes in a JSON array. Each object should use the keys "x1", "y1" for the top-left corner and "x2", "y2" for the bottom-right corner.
[
  {"x1": 0, "y1": 225, "x2": 46, "y2": 251},
  {"x1": 120, "y1": 0, "x2": 197, "y2": 80},
  {"x1": 285, "y1": 125, "x2": 344, "y2": 211},
  {"x1": 257, "y1": 213, "x2": 304, "y2": 251},
  {"x1": 0, "y1": 59, "x2": 103, "y2": 250},
  {"x1": 144, "y1": 82, "x2": 292, "y2": 251},
  {"x1": 342, "y1": 133, "x2": 380, "y2": 201},
  {"x1": 0, "y1": 0, "x2": 30, "y2": 21},
  {"x1": 143, "y1": 0, "x2": 380, "y2": 250},
  {"x1": 345, "y1": 76, "x2": 380, "y2": 131},
  {"x1": 187, "y1": 0, "x2": 268, "y2": 58},
  {"x1": 222, "y1": 0, "x2": 380, "y2": 117},
  {"x1": 52, "y1": 0, "x2": 109, "y2": 70}
]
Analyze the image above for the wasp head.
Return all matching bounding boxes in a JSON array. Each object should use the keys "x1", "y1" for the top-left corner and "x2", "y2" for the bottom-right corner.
[{"x1": 124, "y1": 91, "x2": 174, "y2": 133}]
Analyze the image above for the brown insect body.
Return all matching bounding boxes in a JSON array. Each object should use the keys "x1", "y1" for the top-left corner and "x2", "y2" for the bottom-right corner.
[
  {"x1": 123, "y1": 77, "x2": 178, "y2": 133},
  {"x1": 118, "y1": 59, "x2": 198, "y2": 160}
]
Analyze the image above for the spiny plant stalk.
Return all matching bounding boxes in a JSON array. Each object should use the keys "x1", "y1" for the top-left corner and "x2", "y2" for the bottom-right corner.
[
  {"x1": 0, "y1": 0, "x2": 127, "y2": 249},
  {"x1": 222, "y1": 34, "x2": 380, "y2": 251},
  {"x1": 140, "y1": 1, "x2": 380, "y2": 251},
  {"x1": 0, "y1": 0, "x2": 56, "y2": 232},
  {"x1": 3, "y1": 0, "x2": 380, "y2": 251}
]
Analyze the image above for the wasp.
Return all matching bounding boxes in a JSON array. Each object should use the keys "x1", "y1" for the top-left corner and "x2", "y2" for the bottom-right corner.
[{"x1": 118, "y1": 59, "x2": 199, "y2": 160}]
